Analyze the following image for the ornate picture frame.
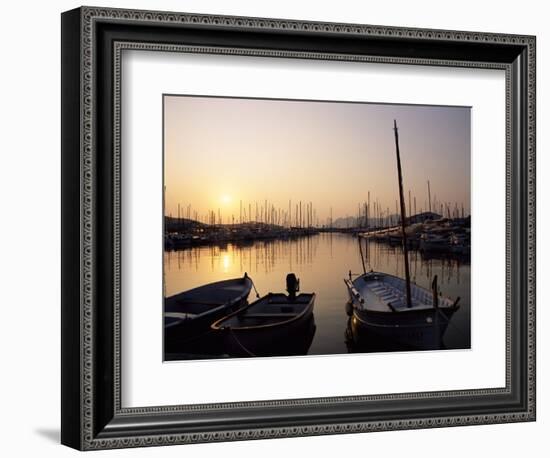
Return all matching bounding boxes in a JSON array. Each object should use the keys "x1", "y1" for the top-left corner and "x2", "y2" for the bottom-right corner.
[{"x1": 61, "y1": 6, "x2": 535, "y2": 450}]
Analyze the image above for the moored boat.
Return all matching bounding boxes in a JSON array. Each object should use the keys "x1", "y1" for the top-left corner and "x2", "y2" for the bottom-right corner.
[
  {"x1": 387, "y1": 230, "x2": 403, "y2": 245},
  {"x1": 164, "y1": 274, "x2": 253, "y2": 352},
  {"x1": 211, "y1": 274, "x2": 316, "y2": 357},
  {"x1": 449, "y1": 232, "x2": 471, "y2": 256},
  {"x1": 345, "y1": 271, "x2": 459, "y2": 349},
  {"x1": 345, "y1": 120, "x2": 461, "y2": 350},
  {"x1": 419, "y1": 231, "x2": 450, "y2": 252}
]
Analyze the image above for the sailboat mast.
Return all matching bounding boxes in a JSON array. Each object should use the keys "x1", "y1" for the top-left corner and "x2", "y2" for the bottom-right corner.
[
  {"x1": 393, "y1": 120, "x2": 412, "y2": 308},
  {"x1": 427, "y1": 180, "x2": 432, "y2": 214}
]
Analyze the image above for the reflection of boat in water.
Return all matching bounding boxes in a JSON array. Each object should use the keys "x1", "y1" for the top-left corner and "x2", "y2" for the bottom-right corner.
[
  {"x1": 212, "y1": 274, "x2": 316, "y2": 357},
  {"x1": 420, "y1": 249, "x2": 468, "y2": 262},
  {"x1": 387, "y1": 231, "x2": 402, "y2": 245},
  {"x1": 164, "y1": 274, "x2": 253, "y2": 352},
  {"x1": 419, "y1": 231, "x2": 450, "y2": 252},
  {"x1": 345, "y1": 272, "x2": 459, "y2": 350},
  {"x1": 449, "y1": 232, "x2": 471, "y2": 256},
  {"x1": 345, "y1": 120, "x2": 460, "y2": 351}
]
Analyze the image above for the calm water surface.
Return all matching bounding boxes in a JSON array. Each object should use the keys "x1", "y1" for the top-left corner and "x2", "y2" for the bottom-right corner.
[{"x1": 164, "y1": 233, "x2": 470, "y2": 356}]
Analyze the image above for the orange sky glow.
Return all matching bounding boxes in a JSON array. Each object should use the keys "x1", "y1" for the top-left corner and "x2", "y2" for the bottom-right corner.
[{"x1": 164, "y1": 95, "x2": 470, "y2": 225}]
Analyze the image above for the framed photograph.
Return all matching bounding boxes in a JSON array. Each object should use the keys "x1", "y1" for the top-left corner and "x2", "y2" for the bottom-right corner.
[
  {"x1": 162, "y1": 95, "x2": 472, "y2": 360},
  {"x1": 61, "y1": 6, "x2": 536, "y2": 450}
]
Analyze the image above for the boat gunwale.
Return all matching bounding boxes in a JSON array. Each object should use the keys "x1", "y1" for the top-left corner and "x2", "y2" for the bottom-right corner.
[
  {"x1": 345, "y1": 272, "x2": 459, "y2": 314},
  {"x1": 350, "y1": 304, "x2": 460, "y2": 318},
  {"x1": 351, "y1": 309, "x2": 457, "y2": 329},
  {"x1": 165, "y1": 276, "x2": 253, "y2": 303},
  {"x1": 211, "y1": 293, "x2": 316, "y2": 332},
  {"x1": 164, "y1": 276, "x2": 253, "y2": 327}
]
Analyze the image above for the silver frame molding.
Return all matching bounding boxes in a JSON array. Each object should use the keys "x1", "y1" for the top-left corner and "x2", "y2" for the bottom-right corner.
[{"x1": 61, "y1": 6, "x2": 536, "y2": 450}]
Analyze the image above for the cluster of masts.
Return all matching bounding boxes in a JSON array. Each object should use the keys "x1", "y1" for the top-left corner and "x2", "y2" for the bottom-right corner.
[
  {"x1": 351, "y1": 183, "x2": 467, "y2": 229},
  {"x1": 171, "y1": 200, "x2": 320, "y2": 228},
  {"x1": 166, "y1": 169, "x2": 469, "y2": 228},
  {"x1": 169, "y1": 192, "x2": 468, "y2": 230}
]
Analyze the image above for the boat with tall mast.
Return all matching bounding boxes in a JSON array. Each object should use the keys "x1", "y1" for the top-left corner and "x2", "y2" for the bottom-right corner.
[{"x1": 344, "y1": 120, "x2": 460, "y2": 350}]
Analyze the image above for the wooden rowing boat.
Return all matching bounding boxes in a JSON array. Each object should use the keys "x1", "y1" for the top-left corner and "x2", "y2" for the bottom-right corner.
[
  {"x1": 211, "y1": 291, "x2": 316, "y2": 357},
  {"x1": 346, "y1": 121, "x2": 460, "y2": 351},
  {"x1": 164, "y1": 275, "x2": 253, "y2": 352},
  {"x1": 345, "y1": 271, "x2": 459, "y2": 350}
]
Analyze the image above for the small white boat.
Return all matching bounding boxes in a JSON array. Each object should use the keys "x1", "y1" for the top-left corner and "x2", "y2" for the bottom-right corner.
[{"x1": 345, "y1": 271, "x2": 460, "y2": 350}]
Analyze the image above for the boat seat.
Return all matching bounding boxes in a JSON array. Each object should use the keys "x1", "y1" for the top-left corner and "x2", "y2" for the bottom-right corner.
[
  {"x1": 175, "y1": 299, "x2": 224, "y2": 306},
  {"x1": 164, "y1": 312, "x2": 199, "y2": 320},
  {"x1": 372, "y1": 289, "x2": 388, "y2": 296},
  {"x1": 241, "y1": 313, "x2": 298, "y2": 318},
  {"x1": 371, "y1": 285, "x2": 390, "y2": 293}
]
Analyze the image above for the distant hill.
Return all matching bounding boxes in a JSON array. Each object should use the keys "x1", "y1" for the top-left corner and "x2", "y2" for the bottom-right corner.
[{"x1": 164, "y1": 216, "x2": 207, "y2": 231}]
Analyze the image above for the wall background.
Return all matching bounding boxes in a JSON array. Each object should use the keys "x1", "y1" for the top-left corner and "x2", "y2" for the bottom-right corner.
[{"x1": 0, "y1": 0, "x2": 545, "y2": 456}]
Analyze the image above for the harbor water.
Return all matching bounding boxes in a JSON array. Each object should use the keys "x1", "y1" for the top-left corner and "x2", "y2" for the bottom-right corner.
[{"x1": 164, "y1": 232, "x2": 470, "y2": 357}]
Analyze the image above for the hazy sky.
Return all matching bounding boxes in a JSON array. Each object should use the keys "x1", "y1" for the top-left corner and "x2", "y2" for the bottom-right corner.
[{"x1": 164, "y1": 95, "x2": 470, "y2": 224}]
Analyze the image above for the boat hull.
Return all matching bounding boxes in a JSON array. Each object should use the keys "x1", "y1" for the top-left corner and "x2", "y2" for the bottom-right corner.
[
  {"x1": 212, "y1": 293, "x2": 316, "y2": 357},
  {"x1": 345, "y1": 272, "x2": 459, "y2": 350},
  {"x1": 164, "y1": 303, "x2": 244, "y2": 353},
  {"x1": 348, "y1": 307, "x2": 457, "y2": 351},
  {"x1": 164, "y1": 277, "x2": 253, "y2": 353},
  {"x1": 420, "y1": 239, "x2": 449, "y2": 252},
  {"x1": 219, "y1": 314, "x2": 316, "y2": 357}
]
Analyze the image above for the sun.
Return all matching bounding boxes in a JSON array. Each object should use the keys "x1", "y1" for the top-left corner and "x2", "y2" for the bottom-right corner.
[{"x1": 220, "y1": 194, "x2": 232, "y2": 205}]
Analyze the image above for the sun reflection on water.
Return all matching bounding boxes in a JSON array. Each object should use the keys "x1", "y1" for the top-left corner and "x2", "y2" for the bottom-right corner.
[
  {"x1": 221, "y1": 252, "x2": 231, "y2": 272},
  {"x1": 164, "y1": 234, "x2": 471, "y2": 354}
]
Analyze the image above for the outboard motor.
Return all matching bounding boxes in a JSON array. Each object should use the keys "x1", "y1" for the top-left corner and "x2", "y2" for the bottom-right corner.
[{"x1": 286, "y1": 273, "x2": 300, "y2": 301}]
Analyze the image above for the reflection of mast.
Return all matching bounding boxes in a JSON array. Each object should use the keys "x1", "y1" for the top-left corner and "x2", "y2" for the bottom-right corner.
[
  {"x1": 408, "y1": 190, "x2": 411, "y2": 221},
  {"x1": 413, "y1": 247, "x2": 418, "y2": 282},
  {"x1": 393, "y1": 120, "x2": 412, "y2": 308}
]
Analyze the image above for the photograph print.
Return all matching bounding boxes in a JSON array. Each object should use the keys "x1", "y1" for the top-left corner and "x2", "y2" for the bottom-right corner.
[{"x1": 163, "y1": 95, "x2": 471, "y2": 361}]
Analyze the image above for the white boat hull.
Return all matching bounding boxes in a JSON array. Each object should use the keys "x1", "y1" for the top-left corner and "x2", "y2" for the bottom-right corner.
[
  {"x1": 345, "y1": 272, "x2": 459, "y2": 350},
  {"x1": 348, "y1": 306, "x2": 456, "y2": 350}
]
